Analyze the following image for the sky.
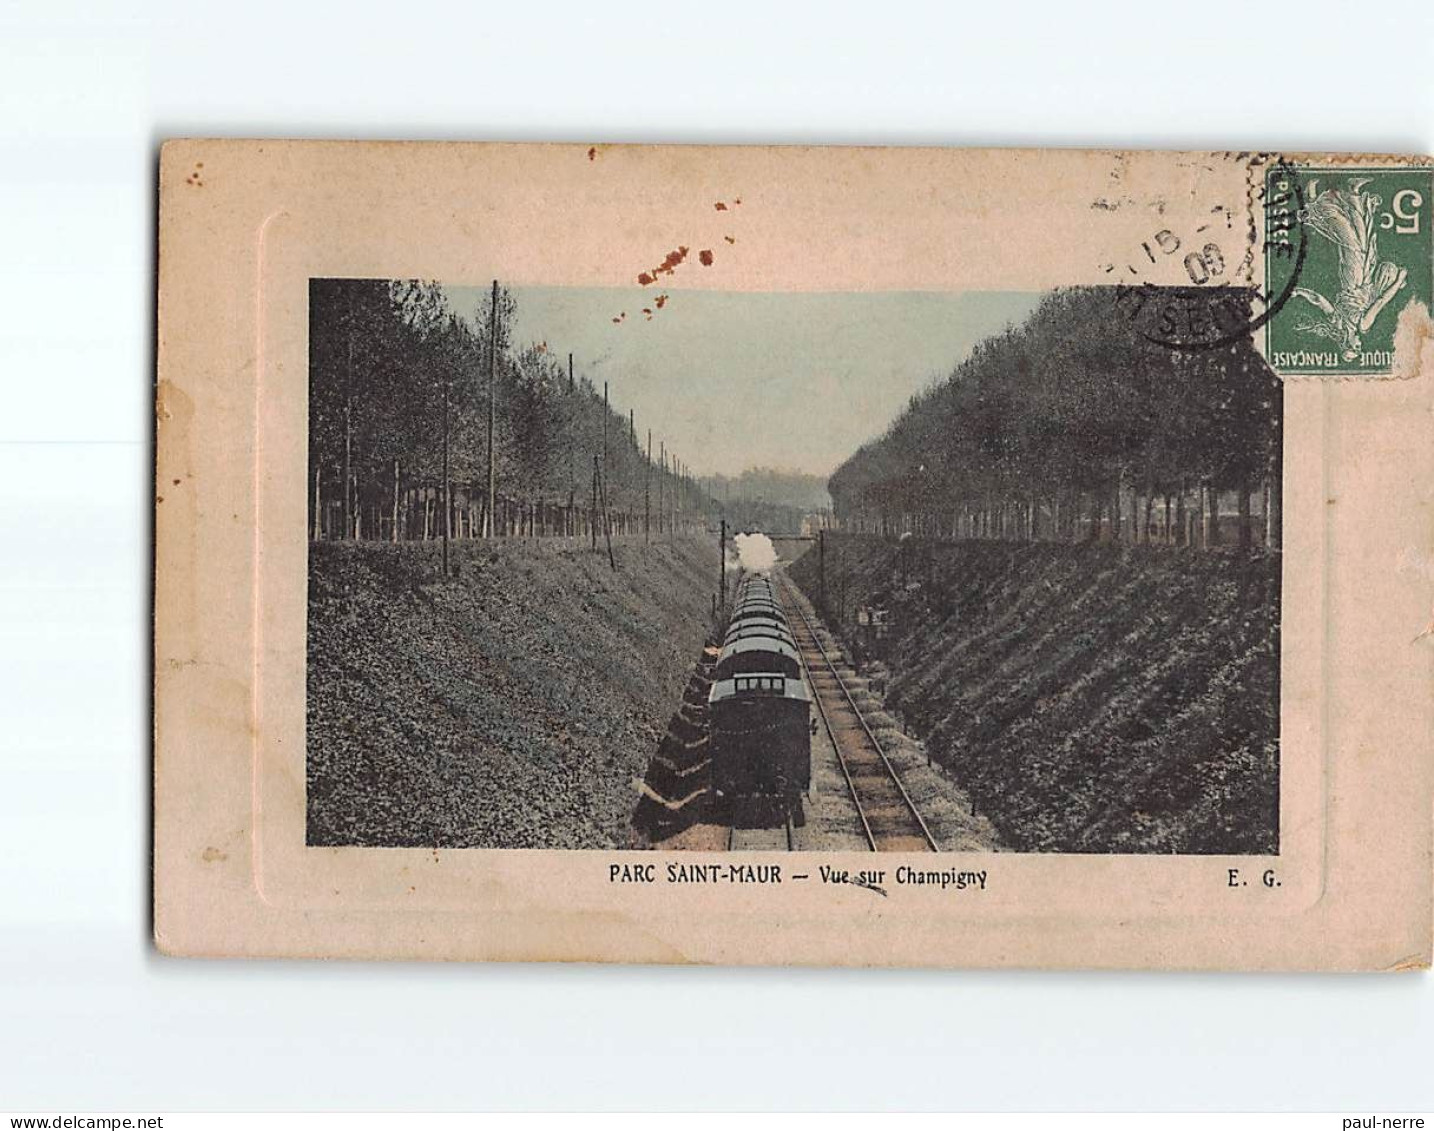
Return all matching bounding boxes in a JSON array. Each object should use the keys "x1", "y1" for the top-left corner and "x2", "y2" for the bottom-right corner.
[{"x1": 445, "y1": 285, "x2": 1041, "y2": 479}]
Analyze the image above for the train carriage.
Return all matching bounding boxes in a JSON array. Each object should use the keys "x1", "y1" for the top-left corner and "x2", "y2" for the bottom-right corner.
[{"x1": 708, "y1": 575, "x2": 813, "y2": 821}]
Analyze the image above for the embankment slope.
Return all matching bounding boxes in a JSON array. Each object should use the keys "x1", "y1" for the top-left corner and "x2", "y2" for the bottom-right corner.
[
  {"x1": 789, "y1": 538, "x2": 1279, "y2": 854},
  {"x1": 307, "y1": 536, "x2": 720, "y2": 848}
]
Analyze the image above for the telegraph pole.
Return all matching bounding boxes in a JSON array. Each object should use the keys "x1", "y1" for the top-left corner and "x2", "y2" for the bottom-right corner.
[
  {"x1": 598, "y1": 453, "x2": 616, "y2": 571},
  {"x1": 644, "y1": 429, "x2": 652, "y2": 544},
  {"x1": 441, "y1": 369, "x2": 450, "y2": 574},
  {"x1": 484, "y1": 278, "x2": 498, "y2": 538},
  {"x1": 819, "y1": 529, "x2": 826, "y2": 614},
  {"x1": 720, "y1": 518, "x2": 728, "y2": 609},
  {"x1": 567, "y1": 353, "x2": 575, "y2": 516},
  {"x1": 601, "y1": 382, "x2": 610, "y2": 549}
]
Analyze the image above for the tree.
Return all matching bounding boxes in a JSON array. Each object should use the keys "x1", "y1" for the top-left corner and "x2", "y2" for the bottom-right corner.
[{"x1": 825, "y1": 286, "x2": 1282, "y2": 553}]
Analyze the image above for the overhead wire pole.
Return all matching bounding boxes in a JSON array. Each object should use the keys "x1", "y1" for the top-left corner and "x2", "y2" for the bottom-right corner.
[
  {"x1": 598, "y1": 381, "x2": 615, "y2": 571},
  {"x1": 441, "y1": 362, "x2": 450, "y2": 575},
  {"x1": 598, "y1": 453, "x2": 616, "y2": 571},
  {"x1": 819, "y1": 528, "x2": 826, "y2": 613},
  {"x1": 601, "y1": 381, "x2": 612, "y2": 552},
  {"x1": 719, "y1": 517, "x2": 727, "y2": 609},
  {"x1": 590, "y1": 455, "x2": 599, "y2": 552},
  {"x1": 644, "y1": 429, "x2": 652, "y2": 544},
  {"x1": 343, "y1": 291, "x2": 354, "y2": 540},
  {"x1": 567, "y1": 353, "x2": 575, "y2": 530},
  {"x1": 484, "y1": 278, "x2": 498, "y2": 539},
  {"x1": 589, "y1": 370, "x2": 600, "y2": 552}
]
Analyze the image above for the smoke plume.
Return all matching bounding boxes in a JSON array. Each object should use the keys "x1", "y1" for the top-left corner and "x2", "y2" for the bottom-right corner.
[{"x1": 732, "y1": 531, "x2": 778, "y2": 574}]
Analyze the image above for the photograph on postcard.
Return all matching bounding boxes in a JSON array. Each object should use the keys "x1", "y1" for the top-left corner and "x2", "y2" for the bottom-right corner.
[{"x1": 305, "y1": 278, "x2": 1282, "y2": 857}]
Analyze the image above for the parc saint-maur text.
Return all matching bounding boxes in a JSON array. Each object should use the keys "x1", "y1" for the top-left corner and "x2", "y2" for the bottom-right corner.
[{"x1": 609, "y1": 861, "x2": 989, "y2": 891}]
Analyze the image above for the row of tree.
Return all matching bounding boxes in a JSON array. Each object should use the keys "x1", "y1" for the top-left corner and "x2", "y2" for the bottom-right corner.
[
  {"x1": 308, "y1": 278, "x2": 713, "y2": 548},
  {"x1": 827, "y1": 287, "x2": 1283, "y2": 551}
]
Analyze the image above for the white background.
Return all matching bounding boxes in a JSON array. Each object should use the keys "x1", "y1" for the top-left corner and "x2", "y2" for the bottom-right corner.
[{"x1": 2, "y1": 0, "x2": 1431, "y2": 1112}]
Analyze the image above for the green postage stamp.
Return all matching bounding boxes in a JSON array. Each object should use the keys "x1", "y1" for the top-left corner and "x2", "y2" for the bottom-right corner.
[{"x1": 1266, "y1": 164, "x2": 1433, "y2": 377}]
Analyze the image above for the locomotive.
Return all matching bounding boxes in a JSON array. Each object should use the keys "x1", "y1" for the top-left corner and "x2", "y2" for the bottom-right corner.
[{"x1": 707, "y1": 574, "x2": 813, "y2": 822}]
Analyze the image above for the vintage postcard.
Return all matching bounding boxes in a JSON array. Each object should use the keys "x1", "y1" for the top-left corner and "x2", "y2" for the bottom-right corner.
[{"x1": 154, "y1": 142, "x2": 1432, "y2": 968}]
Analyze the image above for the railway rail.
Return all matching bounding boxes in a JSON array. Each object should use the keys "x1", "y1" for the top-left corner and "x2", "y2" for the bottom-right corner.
[
  {"x1": 775, "y1": 573, "x2": 939, "y2": 853},
  {"x1": 727, "y1": 818, "x2": 795, "y2": 852}
]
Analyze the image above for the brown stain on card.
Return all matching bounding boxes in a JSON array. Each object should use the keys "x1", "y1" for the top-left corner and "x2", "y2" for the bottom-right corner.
[
  {"x1": 653, "y1": 247, "x2": 688, "y2": 279},
  {"x1": 153, "y1": 377, "x2": 201, "y2": 692},
  {"x1": 617, "y1": 196, "x2": 744, "y2": 321}
]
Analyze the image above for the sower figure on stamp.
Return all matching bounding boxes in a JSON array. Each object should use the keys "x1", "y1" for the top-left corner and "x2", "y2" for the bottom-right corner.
[{"x1": 1292, "y1": 177, "x2": 1409, "y2": 360}]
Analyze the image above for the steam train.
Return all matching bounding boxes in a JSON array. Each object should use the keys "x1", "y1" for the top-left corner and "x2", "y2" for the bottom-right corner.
[{"x1": 707, "y1": 574, "x2": 813, "y2": 821}]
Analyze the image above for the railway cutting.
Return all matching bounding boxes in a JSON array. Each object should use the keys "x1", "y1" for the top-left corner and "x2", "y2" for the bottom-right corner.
[{"x1": 634, "y1": 555, "x2": 944, "y2": 853}]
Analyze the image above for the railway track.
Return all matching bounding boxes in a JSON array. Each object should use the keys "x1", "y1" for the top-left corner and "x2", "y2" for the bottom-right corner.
[
  {"x1": 727, "y1": 818, "x2": 794, "y2": 852},
  {"x1": 775, "y1": 573, "x2": 939, "y2": 853}
]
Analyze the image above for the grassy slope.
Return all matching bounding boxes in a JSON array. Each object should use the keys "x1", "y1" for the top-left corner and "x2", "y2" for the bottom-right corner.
[
  {"x1": 307, "y1": 536, "x2": 720, "y2": 848},
  {"x1": 789, "y1": 538, "x2": 1279, "y2": 853}
]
